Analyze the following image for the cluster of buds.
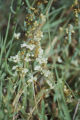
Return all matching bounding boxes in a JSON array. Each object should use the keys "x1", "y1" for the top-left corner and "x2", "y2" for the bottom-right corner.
[
  {"x1": 72, "y1": 0, "x2": 80, "y2": 24},
  {"x1": 64, "y1": 85, "x2": 73, "y2": 103}
]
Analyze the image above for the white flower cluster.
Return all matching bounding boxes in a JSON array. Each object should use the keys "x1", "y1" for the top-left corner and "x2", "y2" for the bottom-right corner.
[
  {"x1": 40, "y1": 13, "x2": 46, "y2": 23},
  {"x1": 27, "y1": 74, "x2": 37, "y2": 83},
  {"x1": 34, "y1": 46, "x2": 51, "y2": 77},
  {"x1": 34, "y1": 65, "x2": 41, "y2": 71},
  {"x1": 36, "y1": 57, "x2": 47, "y2": 64},
  {"x1": 9, "y1": 52, "x2": 29, "y2": 77},
  {"x1": 34, "y1": 31, "x2": 43, "y2": 41},
  {"x1": 12, "y1": 65, "x2": 29, "y2": 78},
  {"x1": 9, "y1": 14, "x2": 52, "y2": 82},
  {"x1": 9, "y1": 54, "x2": 20, "y2": 63},
  {"x1": 42, "y1": 70, "x2": 51, "y2": 77},
  {"x1": 21, "y1": 42, "x2": 35, "y2": 50}
]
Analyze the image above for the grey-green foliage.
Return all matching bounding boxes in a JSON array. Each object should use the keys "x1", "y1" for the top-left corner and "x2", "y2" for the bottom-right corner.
[
  {"x1": 54, "y1": 73, "x2": 71, "y2": 120},
  {"x1": 38, "y1": 100, "x2": 48, "y2": 120}
]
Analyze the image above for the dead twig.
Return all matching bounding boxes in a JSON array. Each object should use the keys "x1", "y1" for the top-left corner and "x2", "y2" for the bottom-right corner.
[{"x1": 73, "y1": 99, "x2": 80, "y2": 120}]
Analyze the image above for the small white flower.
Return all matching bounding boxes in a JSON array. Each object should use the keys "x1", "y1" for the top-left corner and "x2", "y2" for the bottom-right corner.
[
  {"x1": 22, "y1": 68, "x2": 28, "y2": 74},
  {"x1": 46, "y1": 80, "x2": 54, "y2": 89},
  {"x1": 21, "y1": 43, "x2": 27, "y2": 48},
  {"x1": 10, "y1": 54, "x2": 20, "y2": 63},
  {"x1": 40, "y1": 14, "x2": 46, "y2": 23},
  {"x1": 13, "y1": 71, "x2": 17, "y2": 76},
  {"x1": 34, "y1": 36, "x2": 41, "y2": 41},
  {"x1": 24, "y1": 53, "x2": 31, "y2": 62},
  {"x1": 21, "y1": 43, "x2": 35, "y2": 50},
  {"x1": 26, "y1": 53, "x2": 30, "y2": 57},
  {"x1": 31, "y1": 53, "x2": 34, "y2": 57},
  {"x1": 28, "y1": 44, "x2": 35, "y2": 50},
  {"x1": 41, "y1": 33, "x2": 43, "y2": 38},
  {"x1": 27, "y1": 75, "x2": 37, "y2": 83},
  {"x1": 57, "y1": 57, "x2": 62, "y2": 63},
  {"x1": 36, "y1": 57, "x2": 47, "y2": 64},
  {"x1": 38, "y1": 47, "x2": 43, "y2": 57},
  {"x1": 34, "y1": 31, "x2": 43, "y2": 41},
  {"x1": 42, "y1": 70, "x2": 51, "y2": 77},
  {"x1": 24, "y1": 57, "x2": 31, "y2": 62},
  {"x1": 12, "y1": 65, "x2": 18, "y2": 70},
  {"x1": 14, "y1": 33, "x2": 21, "y2": 39},
  {"x1": 34, "y1": 65, "x2": 42, "y2": 71}
]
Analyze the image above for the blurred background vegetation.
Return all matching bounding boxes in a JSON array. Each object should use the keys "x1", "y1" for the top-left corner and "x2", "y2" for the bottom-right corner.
[{"x1": 0, "y1": 0, "x2": 80, "y2": 120}]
